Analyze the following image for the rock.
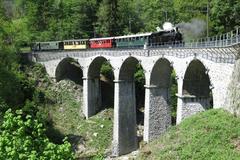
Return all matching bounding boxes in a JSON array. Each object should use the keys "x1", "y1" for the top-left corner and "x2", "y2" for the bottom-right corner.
[
  {"x1": 93, "y1": 133, "x2": 98, "y2": 137},
  {"x1": 100, "y1": 124, "x2": 104, "y2": 128}
]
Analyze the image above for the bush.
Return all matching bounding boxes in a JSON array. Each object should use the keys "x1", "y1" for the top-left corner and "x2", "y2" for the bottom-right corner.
[{"x1": 0, "y1": 109, "x2": 75, "y2": 159}]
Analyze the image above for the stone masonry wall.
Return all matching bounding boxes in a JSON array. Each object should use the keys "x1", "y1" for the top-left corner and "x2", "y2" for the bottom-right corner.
[
  {"x1": 181, "y1": 97, "x2": 211, "y2": 120},
  {"x1": 226, "y1": 58, "x2": 240, "y2": 115}
]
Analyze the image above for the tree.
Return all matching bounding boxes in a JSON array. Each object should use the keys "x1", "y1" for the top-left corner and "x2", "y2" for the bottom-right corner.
[
  {"x1": 0, "y1": 108, "x2": 74, "y2": 159},
  {"x1": 95, "y1": 0, "x2": 119, "y2": 36},
  {"x1": 210, "y1": 0, "x2": 240, "y2": 34},
  {"x1": 136, "y1": 0, "x2": 176, "y2": 32}
]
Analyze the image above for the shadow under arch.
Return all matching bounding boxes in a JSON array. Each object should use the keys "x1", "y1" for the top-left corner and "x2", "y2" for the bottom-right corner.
[
  {"x1": 55, "y1": 57, "x2": 83, "y2": 85},
  {"x1": 86, "y1": 56, "x2": 114, "y2": 116},
  {"x1": 182, "y1": 59, "x2": 213, "y2": 119},
  {"x1": 113, "y1": 56, "x2": 146, "y2": 156}
]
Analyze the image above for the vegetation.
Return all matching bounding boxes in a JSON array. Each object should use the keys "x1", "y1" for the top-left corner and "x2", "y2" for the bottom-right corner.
[
  {"x1": 0, "y1": 103, "x2": 74, "y2": 159},
  {"x1": 40, "y1": 79, "x2": 113, "y2": 158},
  {"x1": 138, "y1": 109, "x2": 240, "y2": 160},
  {"x1": 0, "y1": 0, "x2": 240, "y2": 159}
]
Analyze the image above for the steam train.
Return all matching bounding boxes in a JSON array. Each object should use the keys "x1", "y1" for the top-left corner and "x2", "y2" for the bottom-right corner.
[{"x1": 32, "y1": 27, "x2": 183, "y2": 51}]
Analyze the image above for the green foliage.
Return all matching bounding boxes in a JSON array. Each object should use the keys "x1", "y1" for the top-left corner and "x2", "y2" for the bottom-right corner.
[
  {"x1": 0, "y1": 108, "x2": 74, "y2": 159},
  {"x1": 134, "y1": 64, "x2": 145, "y2": 86},
  {"x1": 211, "y1": 0, "x2": 240, "y2": 33},
  {"x1": 40, "y1": 82, "x2": 113, "y2": 158},
  {"x1": 100, "y1": 62, "x2": 113, "y2": 80},
  {"x1": 96, "y1": 0, "x2": 119, "y2": 36},
  {"x1": 3, "y1": 0, "x2": 238, "y2": 42},
  {"x1": 170, "y1": 71, "x2": 178, "y2": 122},
  {"x1": 138, "y1": 109, "x2": 240, "y2": 160}
]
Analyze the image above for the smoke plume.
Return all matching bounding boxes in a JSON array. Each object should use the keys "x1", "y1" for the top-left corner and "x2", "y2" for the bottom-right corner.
[{"x1": 177, "y1": 19, "x2": 207, "y2": 40}]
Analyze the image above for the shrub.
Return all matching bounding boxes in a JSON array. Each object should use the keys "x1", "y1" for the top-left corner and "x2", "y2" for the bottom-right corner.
[{"x1": 0, "y1": 109, "x2": 75, "y2": 159}]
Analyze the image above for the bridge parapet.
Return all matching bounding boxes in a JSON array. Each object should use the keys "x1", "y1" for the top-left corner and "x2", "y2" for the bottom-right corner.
[{"x1": 33, "y1": 47, "x2": 237, "y2": 64}]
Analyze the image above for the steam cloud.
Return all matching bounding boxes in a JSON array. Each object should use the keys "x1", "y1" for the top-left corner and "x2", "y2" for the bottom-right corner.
[{"x1": 177, "y1": 19, "x2": 207, "y2": 40}]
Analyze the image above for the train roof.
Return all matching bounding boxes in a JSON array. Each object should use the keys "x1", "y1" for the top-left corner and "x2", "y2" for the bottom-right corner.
[
  {"x1": 90, "y1": 37, "x2": 115, "y2": 41},
  {"x1": 35, "y1": 41, "x2": 62, "y2": 43},
  {"x1": 63, "y1": 39, "x2": 89, "y2": 42},
  {"x1": 114, "y1": 33, "x2": 152, "y2": 39}
]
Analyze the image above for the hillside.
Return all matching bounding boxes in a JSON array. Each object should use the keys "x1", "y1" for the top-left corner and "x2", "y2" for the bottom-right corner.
[{"x1": 138, "y1": 109, "x2": 240, "y2": 160}]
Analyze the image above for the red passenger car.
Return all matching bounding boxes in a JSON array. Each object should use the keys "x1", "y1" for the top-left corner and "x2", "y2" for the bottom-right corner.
[{"x1": 89, "y1": 37, "x2": 114, "y2": 49}]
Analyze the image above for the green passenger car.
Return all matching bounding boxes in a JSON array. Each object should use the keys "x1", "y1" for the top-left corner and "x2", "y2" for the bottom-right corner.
[
  {"x1": 115, "y1": 33, "x2": 151, "y2": 48},
  {"x1": 39, "y1": 41, "x2": 63, "y2": 50}
]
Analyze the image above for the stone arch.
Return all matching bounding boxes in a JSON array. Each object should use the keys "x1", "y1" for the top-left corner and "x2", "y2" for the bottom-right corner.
[
  {"x1": 88, "y1": 56, "x2": 112, "y2": 78},
  {"x1": 144, "y1": 58, "x2": 173, "y2": 142},
  {"x1": 55, "y1": 57, "x2": 83, "y2": 84},
  {"x1": 113, "y1": 56, "x2": 145, "y2": 156},
  {"x1": 150, "y1": 58, "x2": 172, "y2": 86},
  {"x1": 181, "y1": 59, "x2": 212, "y2": 119},
  {"x1": 183, "y1": 59, "x2": 211, "y2": 97},
  {"x1": 119, "y1": 56, "x2": 140, "y2": 80},
  {"x1": 85, "y1": 56, "x2": 114, "y2": 117}
]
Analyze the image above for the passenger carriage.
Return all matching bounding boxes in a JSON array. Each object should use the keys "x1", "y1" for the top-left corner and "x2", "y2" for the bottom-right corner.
[
  {"x1": 115, "y1": 33, "x2": 151, "y2": 48},
  {"x1": 89, "y1": 37, "x2": 115, "y2": 49},
  {"x1": 63, "y1": 39, "x2": 89, "y2": 50},
  {"x1": 32, "y1": 41, "x2": 63, "y2": 51}
]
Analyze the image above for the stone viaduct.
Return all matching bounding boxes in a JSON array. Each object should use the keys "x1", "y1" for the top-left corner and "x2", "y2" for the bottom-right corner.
[{"x1": 33, "y1": 30, "x2": 240, "y2": 156}]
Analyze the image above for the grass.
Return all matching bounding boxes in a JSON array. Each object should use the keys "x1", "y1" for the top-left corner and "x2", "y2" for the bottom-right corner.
[
  {"x1": 40, "y1": 82, "x2": 113, "y2": 159},
  {"x1": 138, "y1": 109, "x2": 240, "y2": 160},
  {"x1": 24, "y1": 63, "x2": 113, "y2": 159}
]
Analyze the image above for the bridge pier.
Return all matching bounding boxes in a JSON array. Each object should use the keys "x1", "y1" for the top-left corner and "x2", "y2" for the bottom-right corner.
[
  {"x1": 176, "y1": 78, "x2": 184, "y2": 124},
  {"x1": 144, "y1": 85, "x2": 171, "y2": 142},
  {"x1": 179, "y1": 96, "x2": 211, "y2": 120},
  {"x1": 112, "y1": 80, "x2": 138, "y2": 156},
  {"x1": 83, "y1": 77, "x2": 101, "y2": 118}
]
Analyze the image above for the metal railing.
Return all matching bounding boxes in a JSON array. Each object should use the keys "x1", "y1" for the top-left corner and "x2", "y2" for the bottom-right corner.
[{"x1": 149, "y1": 27, "x2": 240, "y2": 49}]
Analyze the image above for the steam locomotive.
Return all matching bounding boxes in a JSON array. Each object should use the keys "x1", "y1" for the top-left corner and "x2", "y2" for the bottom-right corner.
[{"x1": 32, "y1": 27, "x2": 183, "y2": 51}]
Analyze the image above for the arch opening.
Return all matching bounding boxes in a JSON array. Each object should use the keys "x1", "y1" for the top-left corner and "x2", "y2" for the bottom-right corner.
[
  {"x1": 114, "y1": 57, "x2": 145, "y2": 155},
  {"x1": 87, "y1": 56, "x2": 114, "y2": 116},
  {"x1": 55, "y1": 57, "x2": 83, "y2": 85},
  {"x1": 182, "y1": 60, "x2": 213, "y2": 119},
  {"x1": 145, "y1": 58, "x2": 177, "y2": 141}
]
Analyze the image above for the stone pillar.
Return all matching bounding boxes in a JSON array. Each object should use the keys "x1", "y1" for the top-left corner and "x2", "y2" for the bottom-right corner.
[
  {"x1": 144, "y1": 85, "x2": 171, "y2": 142},
  {"x1": 177, "y1": 78, "x2": 211, "y2": 122},
  {"x1": 176, "y1": 78, "x2": 184, "y2": 124},
  {"x1": 82, "y1": 77, "x2": 101, "y2": 118},
  {"x1": 112, "y1": 80, "x2": 138, "y2": 156},
  {"x1": 180, "y1": 96, "x2": 211, "y2": 120}
]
